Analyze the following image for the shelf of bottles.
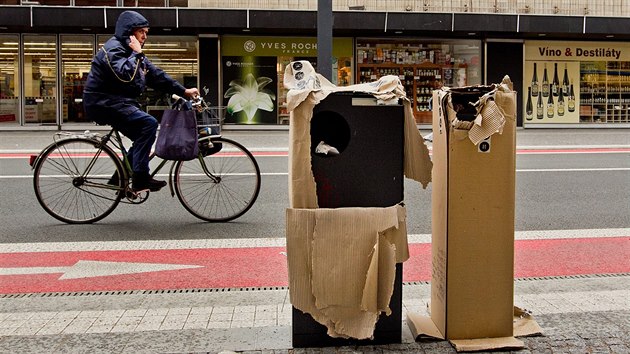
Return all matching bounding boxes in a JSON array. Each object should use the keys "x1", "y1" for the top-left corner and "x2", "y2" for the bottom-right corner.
[
  {"x1": 525, "y1": 62, "x2": 576, "y2": 122},
  {"x1": 357, "y1": 63, "x2": 445, "y2": 123},
  {"x1": 576, "y1": 61, "x2": 630, "y2": 123},
  {"x1": 579, "y1": 62, "x2": 607, "y2": 122},
  {"x1": 604, "y1": 61, "x2": 630, "y2": 123},
  {"x1": 415, "y1": 68, "x2": 441, "y2": 113},
  {"x1": 356, "y1": 44, "x2": 470, "y2": 124}
]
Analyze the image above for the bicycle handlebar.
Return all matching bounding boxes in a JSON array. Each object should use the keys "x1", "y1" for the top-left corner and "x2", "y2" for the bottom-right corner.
[
  {"x1": 172, "y1": 94, "x2": 202, "y2": 103},
  {"x1": 172, "y1": 94, "x2": 206, "y2": 111}
]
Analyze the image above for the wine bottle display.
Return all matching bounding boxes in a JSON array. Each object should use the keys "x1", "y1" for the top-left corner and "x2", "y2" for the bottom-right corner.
[
  {"x1": 557, "y1": 87, "x2": 565, "y2": 116},
  {"x1": 562, "y1": 63, "x2": 569, "y2": 95},
  {"x1": 552, "y1": 63, "x2": 560, "y2": 97},
  {"x1": 568, "y1": 82, "x2": 576, "y2": 112},
  {"x1": 536, "y1": 90, "x2": 544, "y2": 119},
  {"x1": 526, "y1": 87, "x2": 533, "y2": 120},
  {"x1": 542, "y1": 63, "x2": 550, "y2": 97},
  {"x1": 547, "y1": 93, "x2": 554, "y2": 118},
  {"x1": 531, "y1": 63, "x2": 539, "y2": 97}
]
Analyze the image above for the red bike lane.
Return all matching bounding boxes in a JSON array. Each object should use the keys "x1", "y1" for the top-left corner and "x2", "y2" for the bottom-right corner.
[{"x1": 1, "y1": 236, "x2": 628, "y2": 294}]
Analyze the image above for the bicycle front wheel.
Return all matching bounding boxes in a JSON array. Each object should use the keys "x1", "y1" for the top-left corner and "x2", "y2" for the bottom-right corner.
[
  {"x1": 33, "y1": 137, "x2": 125, "y2": 224},
  {"x1": 174, "y1": 137, "x2": 261, "y2": 222}
]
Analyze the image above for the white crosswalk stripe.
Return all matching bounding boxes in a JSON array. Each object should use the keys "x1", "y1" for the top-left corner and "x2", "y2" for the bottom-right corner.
[{"x1": 1, "y1": 228, "x2": 628, "y2": 253}]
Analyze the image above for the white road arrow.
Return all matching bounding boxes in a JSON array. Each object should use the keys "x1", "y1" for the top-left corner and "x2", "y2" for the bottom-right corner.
[{"x1": 0, "y1": 260, "x2": 204, "y2": 280}]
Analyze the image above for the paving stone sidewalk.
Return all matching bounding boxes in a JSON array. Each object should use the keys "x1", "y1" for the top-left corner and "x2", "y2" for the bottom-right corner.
[{"x1": 1, "y1": 275, "x2": 629, "y2": 353}]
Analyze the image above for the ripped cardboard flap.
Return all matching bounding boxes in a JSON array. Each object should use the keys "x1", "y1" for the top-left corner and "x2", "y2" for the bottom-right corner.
[
  {"x1": 450, "y1": 337, "x2": 524, "y2": 352},
  {"x1": 438, "y1": 75, "x2": 517, "y2": 146},
  {"x1": 286, "y1": 205, "x2": 408, "y2": 340},
  {"x1": 406, "y1": 306, "x2": 542, "y2": 352},
  {"x1": 513, "y1": 306, "x2": 543, "y2": 337}
]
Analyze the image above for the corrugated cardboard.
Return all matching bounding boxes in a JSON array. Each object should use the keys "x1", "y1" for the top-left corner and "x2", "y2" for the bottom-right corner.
[
  {"x1": 513, "y1": 306, "x2": 543, "y2": 338},
  {"x1": 407, "y1": 306, "x2": 543, "y2": 352},
  {"x1": 286, "y1": 205, "x2": 408, "y2": 339},
  {"x1": 284, "y1": 61, "x2": 432, "y2": 341},
  {"x1": 450, "y1": 337, "x2": 524, "y2": 352},
  {"x1": 407, "y1": 77, "x2": 522, "y2": 348}
]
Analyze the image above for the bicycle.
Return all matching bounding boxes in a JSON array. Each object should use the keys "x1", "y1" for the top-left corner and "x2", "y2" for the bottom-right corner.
[{"x1": 30, "y1": 97, "x2": 261, "y2": 224}]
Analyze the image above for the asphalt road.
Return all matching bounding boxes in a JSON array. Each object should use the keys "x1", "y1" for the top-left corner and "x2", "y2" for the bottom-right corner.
[{"x1": 0, "y1": 150, "x2": 628, "y2": 244}]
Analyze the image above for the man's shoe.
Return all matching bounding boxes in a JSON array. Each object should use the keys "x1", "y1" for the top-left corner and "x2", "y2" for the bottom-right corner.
[
  {"x1": 107, "y1": 171, "x2": 120, "y2": 186},
  {"x1": 132, "y1": 173, "x2": 167, "y2": 192}
]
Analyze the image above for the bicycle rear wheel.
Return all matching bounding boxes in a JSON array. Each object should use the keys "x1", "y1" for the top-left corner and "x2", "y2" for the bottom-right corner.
[
  {"x1": 33, "y1": 137, "x2": 125, "y2": 224},
  {"x1": 174, "y1": 137, "x2": 261, "y2": 222}
]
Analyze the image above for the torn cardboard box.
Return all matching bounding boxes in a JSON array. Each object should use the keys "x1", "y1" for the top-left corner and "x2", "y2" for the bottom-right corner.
[
  {"x1": 404, "y1": 76, "x2": 537, "y2": 351},
  {"x1": 286, "y1": 205, "x2": 409, "y2": 339},
  {"x1": 284, "y1": 61, "x2": 431, "y2": 342}
]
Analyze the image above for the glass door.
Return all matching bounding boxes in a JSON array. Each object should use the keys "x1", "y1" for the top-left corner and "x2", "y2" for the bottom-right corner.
[
  {"x1": 0, "y1": 34, "x2": 20, "y2": 126},
  {"x1": 61, "y1": 35, "x2": 94, "y2": 123},
  {"x1": 23, "y1": 34, "x2": 57, "y2": 125}
]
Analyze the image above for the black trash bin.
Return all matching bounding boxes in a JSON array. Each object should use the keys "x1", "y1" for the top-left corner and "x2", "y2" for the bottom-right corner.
[{"x1": 292, "y1": 92, "x2": 405, "y2": 347}]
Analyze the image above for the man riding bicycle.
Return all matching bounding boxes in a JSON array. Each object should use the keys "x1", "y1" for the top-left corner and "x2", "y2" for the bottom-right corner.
[{"x1": 83, "y1": 10, "x2": 199, "y2": 192}]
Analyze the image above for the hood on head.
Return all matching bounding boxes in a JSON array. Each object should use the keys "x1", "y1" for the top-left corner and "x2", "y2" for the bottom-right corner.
[{"x1": 115, "y1": 11, "x2": 149, "y2": 45}]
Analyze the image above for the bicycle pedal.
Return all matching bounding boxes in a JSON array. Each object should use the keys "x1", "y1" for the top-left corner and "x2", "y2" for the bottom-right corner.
[
  {"x1": 126, "y1": 189, "x2": 145, "y2": 199},
  {"x1": 131, "y1": 188, "x2": 150, "y2": 194}
]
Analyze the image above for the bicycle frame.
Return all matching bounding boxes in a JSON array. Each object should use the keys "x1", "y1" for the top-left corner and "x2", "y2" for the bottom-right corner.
[
  {"x1": 196, "y1": 135, "x2": 221, "y2": 184},
  {"x1": 106, "y1": 129, "x2": 226, "y2": 197},
  {"x1": 103, "y1": 129, "x2": 178, "y2": 196}
]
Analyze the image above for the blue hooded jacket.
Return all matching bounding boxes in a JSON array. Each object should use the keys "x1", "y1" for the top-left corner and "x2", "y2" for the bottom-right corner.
[{"x1": 83, "y1": 11, "x2": 186, "y2": 124}]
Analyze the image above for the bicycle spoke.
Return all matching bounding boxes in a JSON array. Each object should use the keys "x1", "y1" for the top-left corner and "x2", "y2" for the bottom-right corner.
[
  {"x1": 33, "y1": 138, "x2": 124, "y2": 224},
  {"x1": 174, "y1": 138, "x2": 260, "y2": 222}
]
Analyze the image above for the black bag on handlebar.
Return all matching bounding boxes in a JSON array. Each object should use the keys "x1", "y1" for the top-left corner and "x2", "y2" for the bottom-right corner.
[{"x1": 155, "y1": 101, "x2": 199, "y2": 161}]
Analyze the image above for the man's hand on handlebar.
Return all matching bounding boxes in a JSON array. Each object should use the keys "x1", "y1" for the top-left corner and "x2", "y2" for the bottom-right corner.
[{"x1": 184, "y1": 88, "x2": 200, "y2": 98}]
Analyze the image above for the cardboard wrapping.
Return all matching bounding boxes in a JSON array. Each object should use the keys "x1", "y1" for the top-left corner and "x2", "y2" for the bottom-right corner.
[
  {"x1": 450, "y1": 337, "x2": 525, "y2": 352},
  {"x1": 406, "y1": 76, "x2": 541, "y2": 352},
  {"x1": 286, "y1": 205, "x2": 408, "y2": 339},
  {"x1": 407, "y1": 307, "x2": 543, "y2": 352},
  {"x1": 284, "y1": 61, "x2": 430, "y2": 341},
  {"x1": 284, "y1": 61, "x2": 432, "y2": 209}
]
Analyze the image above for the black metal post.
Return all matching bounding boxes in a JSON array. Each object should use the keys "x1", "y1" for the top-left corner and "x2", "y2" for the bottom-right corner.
[{"x1": 317, "y1": 0, "x2": 333, "y2": 81}]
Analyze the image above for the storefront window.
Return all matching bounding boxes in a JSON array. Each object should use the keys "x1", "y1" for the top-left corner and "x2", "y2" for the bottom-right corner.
[
  {"x1": 23, "y1": 34, "x2": 57, "y2": 125},
  {"x1": 221, "y1": 36, "x2": 354, "y2": 125},
  {"x1": 356, "y1": 38, "x2": 482, "y2": 124},
  {"x1": 524, "y1": 40, "x2": 630, "y2": 125},
  {"x1": 75, "y1": 0, "x2": 116, "y2": 5},
  {"x1": 61, "y1": 35, "x2": 93, "y2": 123},
  {"x1": 33, "y1": 0, "x2": 71, "y2": 5},
  {"x1": 0, "y1": 35, "x2": 20, "y2": 126},
  {"x1": 123, "y1": 0, "x2": 166, "y2": 6},
  {"x1": 97, "y1": 35, "x2": 197, "y2": 120},
  {"x1": 168, "y1": 0, "x2": 188, "y2": 6}
]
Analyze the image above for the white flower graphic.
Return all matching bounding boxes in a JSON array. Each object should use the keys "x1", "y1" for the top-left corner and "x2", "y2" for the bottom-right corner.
[{"x1": 224, "y1": 73, "x2": 276, "y2": 122}]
